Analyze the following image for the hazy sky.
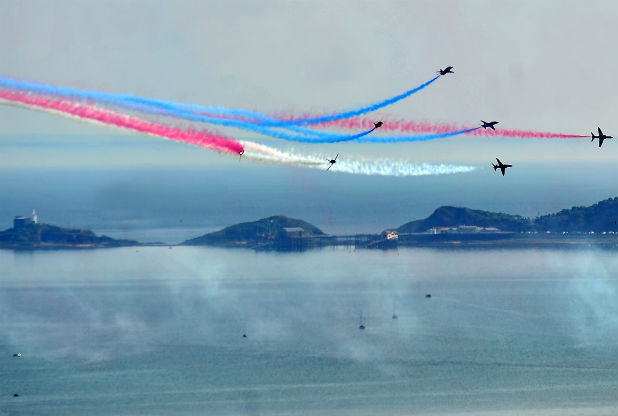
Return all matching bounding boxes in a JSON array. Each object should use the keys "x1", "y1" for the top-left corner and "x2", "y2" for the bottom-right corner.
[
  {"x1": 1, "y1": 1, "x2": 616, "y2": 139},
  {"x1": 0, "y1": 1, "x2": 616, "y2": 231}
]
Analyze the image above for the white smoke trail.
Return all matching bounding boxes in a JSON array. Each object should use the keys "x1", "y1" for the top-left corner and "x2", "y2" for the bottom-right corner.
[{"x1": 240, "y1": 140, "x2": 476, "y2": 177}]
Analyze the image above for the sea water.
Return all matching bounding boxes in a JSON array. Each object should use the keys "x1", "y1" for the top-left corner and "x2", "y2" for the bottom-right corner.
[{"x1": 1, "y1": 247, "x2": 616, "y2": 415}]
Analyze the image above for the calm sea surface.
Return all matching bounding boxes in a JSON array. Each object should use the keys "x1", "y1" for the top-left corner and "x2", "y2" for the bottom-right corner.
[{"x1": 1, "y1": 247, "x2": 616, "y2": 415}]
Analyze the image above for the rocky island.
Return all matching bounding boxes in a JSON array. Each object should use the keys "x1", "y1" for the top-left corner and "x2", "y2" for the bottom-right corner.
[
  {"x1": 182, "y1": 198, "x2": 618, "y2": 251},
  {"x1": 0, "y1": 210, "x2": 138, "y2": 249},
  {"x1": 182, "y1": 215, "x2": 328, "y2": 250}
]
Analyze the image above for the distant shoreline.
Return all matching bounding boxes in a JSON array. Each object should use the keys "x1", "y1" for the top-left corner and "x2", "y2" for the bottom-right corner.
[
  {"x1": 180, "y1": 233, "x2": 618, "y2": 252},
  {"x1": 2, "y1": 197, "x2": 616, "y2": 250},
  {"x1": 1, "y1": 233, "x2": 616, "y2": 251}
]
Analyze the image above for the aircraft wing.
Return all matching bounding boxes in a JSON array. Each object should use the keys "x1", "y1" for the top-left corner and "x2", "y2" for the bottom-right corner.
[
  {"x1": 496, "y1": 158, "x2": 502, "y2": 165},
  {"x1": 500, "y1": 167, "x2": 506, "y2": 176}
]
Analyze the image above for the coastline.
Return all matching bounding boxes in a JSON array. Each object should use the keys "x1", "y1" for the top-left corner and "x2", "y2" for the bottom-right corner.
[{"x1": 1, "y1": 233, "x2": 615, "y2": 251}]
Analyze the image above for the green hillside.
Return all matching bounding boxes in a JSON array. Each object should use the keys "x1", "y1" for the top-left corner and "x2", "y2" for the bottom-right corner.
[
  {"x1": 397, "y1": 206, "x2": 532, "y2": 233},
  {"x1": 534, "y1": 197, "x2": 618, "y2": 232}
]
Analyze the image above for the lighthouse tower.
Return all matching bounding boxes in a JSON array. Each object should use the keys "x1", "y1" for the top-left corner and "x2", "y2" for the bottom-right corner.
[{"x1": 13, "y1": 209, "x2": 38, "y2": 229}]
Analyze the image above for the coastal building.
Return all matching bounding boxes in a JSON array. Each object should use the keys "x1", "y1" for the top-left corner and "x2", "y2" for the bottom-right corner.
[
  {"x1": 427, "y1": 225, "x2": 502, "y2": 234},
  {"x1": 385, "y1": 230, "x2": 399, "y2": 240},
  {"x1": 13, "y1": 209, "x2": 38, "y2": 229},
  {"x1": 282, "y1": 227, "x2": 304, "y2": 238},
  {"x1": 458, "y1": 225, "x2": 483, "y2": 232}
]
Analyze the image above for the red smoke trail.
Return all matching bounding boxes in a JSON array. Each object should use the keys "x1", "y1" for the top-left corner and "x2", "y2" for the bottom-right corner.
[
  {"x1": 171, "y1": 107, "x2": 588, "y2": 140},
  {"x1": 321, "y1": 118, "x2": 458, "y2": 134},
  {"x1": 0, "y1": 90, "x2": 244, "y2": 154},
  {"x1": 197, "y1": 111, "x2": 463, "y2": 134},
  {"x1": 321, "y1": 117, "x2": 587, "y2": 138},
  {"x1": 464, "y1": 128, "x2": 587, "y2": 139}
]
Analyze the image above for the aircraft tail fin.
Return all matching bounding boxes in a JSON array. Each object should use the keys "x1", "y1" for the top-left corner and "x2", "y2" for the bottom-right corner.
[{"x1": 492, "y1": 163, "x2": 498, "y2": 171}]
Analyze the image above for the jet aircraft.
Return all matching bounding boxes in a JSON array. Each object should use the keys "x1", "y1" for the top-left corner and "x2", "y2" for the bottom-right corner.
[
  {"x1": 481, "y1": 120, "x2": 499, "y2": 130},
  {"x1": 326, "y1": 154, "x2": 339, "y2": 171},
  {"x1": 437, "y1": 66, "x2": 454, "y2": 75},
  {"x1": 492, "y1": 158, "x2": 512, "y2": 176},
  {"x1": 373, "y1": 121, "x2": 383, "y2": 129},
  {"x1": 591, "y1": 127, "x2": 613, "y2": 147}
]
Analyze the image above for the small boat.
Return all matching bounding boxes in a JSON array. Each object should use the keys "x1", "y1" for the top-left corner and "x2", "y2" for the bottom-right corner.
[
  {"x1": 425, "y1": 294, "x2": 431, "y2": 298},
  {"x1": 359, "y1": 312, "x2": 366, "y2": 330}
]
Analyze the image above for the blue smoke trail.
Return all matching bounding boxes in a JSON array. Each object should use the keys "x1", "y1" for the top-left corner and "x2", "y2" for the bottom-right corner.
[
  {"x1": 145, "y1": 106, "x2": 379, "y2": 142},
  {"x1": 122, "y1": 75, "x2": 441, "y2": 127},
  {"x1": 246, "y1": 75, "x2": 441, "y2": 126},
  {"x1": 354, "y1": 127, "x2": 481, "y2": 143},
  {"x1": 112, "y1": 75, "x2": 440, "y2": 136},
  {"x1": 123, "y1": 75, "x2": 440, "y2": 127},
  {"x1": 0, "y1": 74, "x2": 439, "y2": 131},
  {"x1": 0, "y1": 75, "x2": 465, "y2": 143},
  {"x1": 240, "y1": 127, "x2": 479, "y2": 144},
  {"x1": 0, "y1": 76, "x2": 242, "y2": 118},
  {"x1": 1, "y1": 74, "x2": 476, "y2": 143},
  {"x1": 1, "y1": 73, "x2": 477, "y2": 143},
  {"x1": 0, "y1": 76, "x2": 368, "y2": 141}
]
